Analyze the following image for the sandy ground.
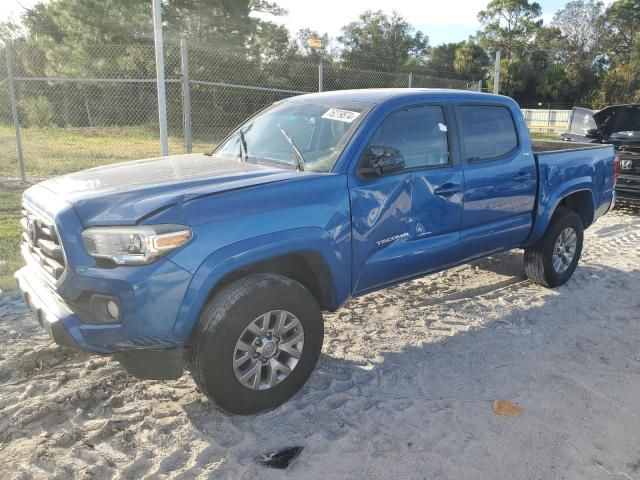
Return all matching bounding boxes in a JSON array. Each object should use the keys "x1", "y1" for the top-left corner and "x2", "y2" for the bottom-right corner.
[{"x1": 1, "y1": 205, "x2": 639, "y2": 479}]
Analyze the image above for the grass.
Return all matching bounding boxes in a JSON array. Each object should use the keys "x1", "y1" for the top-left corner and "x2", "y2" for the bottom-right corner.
[
  {"x1": 0, "y1": 186, "x2": 23, "y2": 291},
  {"x1": 0, "y1": 125, "x2": 212, "y2": 178},
  {"x1": 0, "y1": 124, "x2": 213, "y2": 290},
  {"x1": 529, "y1": 131, "x2": 563, "y2": 141}
]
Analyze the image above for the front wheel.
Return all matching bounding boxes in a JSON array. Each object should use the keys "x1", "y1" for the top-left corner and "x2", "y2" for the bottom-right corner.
[
  {"x1": 187, "y1": 274, "x2": 324, "y2": 415},
  {"x1": 524, "y1": 208, "x2": 584, "y2": 288}
]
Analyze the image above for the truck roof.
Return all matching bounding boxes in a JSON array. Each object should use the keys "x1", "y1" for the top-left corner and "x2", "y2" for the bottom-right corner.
[{"x1": 285, "y1": 88, "x2": 501, "y2": 105}]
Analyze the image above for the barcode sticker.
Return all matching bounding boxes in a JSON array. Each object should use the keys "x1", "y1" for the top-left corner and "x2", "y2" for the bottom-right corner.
[{"x1": 321, "y1": 108, "x2": 361, "y2": 123}]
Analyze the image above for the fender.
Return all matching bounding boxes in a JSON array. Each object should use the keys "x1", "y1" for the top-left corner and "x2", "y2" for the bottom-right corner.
[
  {"x1": 524, "y1": 177, "x2": 595, "y2": 246},
  {"x1": 171, "y1": 227, "x2": 350, "y2": 341}
]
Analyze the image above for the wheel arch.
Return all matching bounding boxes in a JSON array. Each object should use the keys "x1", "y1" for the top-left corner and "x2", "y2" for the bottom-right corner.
[
  {"x1": 526, "y1": 182, "x2": 596, "y2": 246},
  {"x1": 555, "y1": 190, "x2": 594, "y2": 227},
  {"x1": 207, "y1": 251, "x2": 336, "y2": 312},
  {"x1": 172, "y1": 229, "x2": 349, "y2": 341}
]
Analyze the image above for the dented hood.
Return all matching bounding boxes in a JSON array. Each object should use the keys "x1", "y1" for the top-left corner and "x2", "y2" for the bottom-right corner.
[{"x1": 35, "y1": 153, "x2": 303, "y2": 225}]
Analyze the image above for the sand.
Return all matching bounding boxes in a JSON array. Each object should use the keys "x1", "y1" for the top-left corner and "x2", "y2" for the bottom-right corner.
[{"x1": 1, "y1": 205, "x2": 639, "y2": 479}]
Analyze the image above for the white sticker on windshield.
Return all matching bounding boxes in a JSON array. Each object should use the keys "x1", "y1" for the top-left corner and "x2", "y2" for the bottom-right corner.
[
  {"x1": 438, "y1": 122, "x2": 447, "y2": 132},
  {"x1": 322, "y1": 108, "x2": 361, "y2": 123}
]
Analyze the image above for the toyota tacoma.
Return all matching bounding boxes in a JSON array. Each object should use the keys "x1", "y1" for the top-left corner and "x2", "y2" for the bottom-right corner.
[{"x1": 15, "y1": 89, "x2": 618, "y2": 414}]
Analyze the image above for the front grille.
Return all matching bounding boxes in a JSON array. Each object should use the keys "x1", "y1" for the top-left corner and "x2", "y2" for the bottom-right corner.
[{"x1": 20, "y1": 204, "x2": 67, "y2": 281}]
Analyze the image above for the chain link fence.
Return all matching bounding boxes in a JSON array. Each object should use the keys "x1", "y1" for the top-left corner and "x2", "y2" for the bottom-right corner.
[{"x1": 1, "y1": 39, "x2": 481, "y2": 182}]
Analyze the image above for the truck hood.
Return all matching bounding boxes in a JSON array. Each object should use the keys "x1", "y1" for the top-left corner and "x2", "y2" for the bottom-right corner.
[
  {"x1": 593, "y1": 104, "x2": 640, "y2": 143},
  {"x1": 36, "y1": 153, "x2": 304, "y2": 225}
]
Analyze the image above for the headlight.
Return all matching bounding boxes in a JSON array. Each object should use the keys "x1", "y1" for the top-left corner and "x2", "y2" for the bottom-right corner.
[{"x1": 82, "y1": 224, "x2": 191, "y2": 265}]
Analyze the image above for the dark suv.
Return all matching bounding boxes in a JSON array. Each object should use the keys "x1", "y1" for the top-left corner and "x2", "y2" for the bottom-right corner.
[{"x1": 562, "y1": 104, "x2": 640, "y2": 201}]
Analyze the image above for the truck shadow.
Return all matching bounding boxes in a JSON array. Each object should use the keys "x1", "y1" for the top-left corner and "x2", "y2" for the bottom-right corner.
[
  {"x1": 178, "y1": 261, "x2": 639, "y2": 477},
  {"x1": 416, "y1": 251, "x2": 528, "y2": 307}
]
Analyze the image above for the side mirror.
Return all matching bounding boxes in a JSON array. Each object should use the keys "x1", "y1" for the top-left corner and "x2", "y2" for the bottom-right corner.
[
  {"x1": 585, "y1": 128, "x2": 600, "y2": 139},
  {"x1": 360, "y1": 145, "x2": 405, "y2": 176}
]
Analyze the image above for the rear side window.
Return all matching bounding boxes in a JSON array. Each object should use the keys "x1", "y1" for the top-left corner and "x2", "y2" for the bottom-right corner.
[
  {"x1": 365, "y1": 105, "x2": 449, "y2": 169},
  {"x1": 459, "y1": 106, "x2": 518, "y2": 161}
]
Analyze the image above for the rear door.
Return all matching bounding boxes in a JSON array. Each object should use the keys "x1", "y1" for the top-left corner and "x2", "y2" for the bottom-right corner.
[
  {"x1": 454, "y1": 103, "x2": 537, "y2": 260},
  {"x1": 349, "y1": 101, "x2": 464, "y2": 294}
]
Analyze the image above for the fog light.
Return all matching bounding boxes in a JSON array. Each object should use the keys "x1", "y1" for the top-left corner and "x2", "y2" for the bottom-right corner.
[{"x1": 107, "y1": 300, "x2": 120, "y2": 319}]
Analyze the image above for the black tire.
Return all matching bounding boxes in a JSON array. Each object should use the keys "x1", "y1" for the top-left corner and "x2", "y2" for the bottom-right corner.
[
  {"x1": 524, "y1": 208, "x2": 584, "y2": 288},
  {"x1": 187, "y1": 274, "x2": 323, "y2": 415}
]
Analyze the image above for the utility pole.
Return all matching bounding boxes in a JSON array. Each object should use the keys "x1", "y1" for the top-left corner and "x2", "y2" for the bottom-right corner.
[
  {"x1": 5, "y1": 41, "x2": 25, "y2": 182},
  {"x1": 180, "y1": 38, "x2": 192, "y2": 154},
  {"x1": 493, "y1": 50, "x2": 501, "y2": 95},
  {"x1": 152, "y1": 0, "x2": 169, "y2": 156}
]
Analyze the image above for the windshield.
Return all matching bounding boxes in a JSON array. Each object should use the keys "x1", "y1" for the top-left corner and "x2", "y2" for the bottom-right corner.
[{"x1": 214, "y1": 101, "x2": 371, "y2": 172}]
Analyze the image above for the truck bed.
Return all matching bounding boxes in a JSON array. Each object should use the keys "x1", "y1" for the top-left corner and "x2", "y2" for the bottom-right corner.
[
  {"x1": 532, "y1": 139, "x2": 607, "y2": 153},
  {"x1": 526, "y1": 139, "x2": 616, "y2": 244}
]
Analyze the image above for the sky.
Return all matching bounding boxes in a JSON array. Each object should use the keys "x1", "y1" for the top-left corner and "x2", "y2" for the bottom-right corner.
[
  {"x1": 0, "y1": 0, "x2": 609, "y2": 45},
  {"x1": 255, "y1": 0, "x2": 574, "y2": 45}
]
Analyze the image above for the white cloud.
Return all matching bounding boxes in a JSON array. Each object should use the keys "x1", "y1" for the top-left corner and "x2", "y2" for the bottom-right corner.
[
  {"x1": 255, "y1": 0, "x2": 484, "y2": 38},
  {"x1": 0, "y1": 0, "x2": 44, "y2": 22}
]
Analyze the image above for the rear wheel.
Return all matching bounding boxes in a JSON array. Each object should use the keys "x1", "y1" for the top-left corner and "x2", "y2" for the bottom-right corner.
[
  {"x1": 524, "y1": 208, "x2": 584, "y2": 288},
  {"x1": 187, "y1": 274, "x2": 323, "y2": 415}
]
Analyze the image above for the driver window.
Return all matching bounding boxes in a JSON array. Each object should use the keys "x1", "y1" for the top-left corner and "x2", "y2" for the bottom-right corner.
[{"x1": 366, "y1": 105, "x2": 449, "y2": 169}]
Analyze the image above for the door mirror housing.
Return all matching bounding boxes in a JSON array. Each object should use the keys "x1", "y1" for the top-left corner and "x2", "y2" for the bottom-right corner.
[{"x1": 360, "y1": 145, "x2": 405, "y2": 176}]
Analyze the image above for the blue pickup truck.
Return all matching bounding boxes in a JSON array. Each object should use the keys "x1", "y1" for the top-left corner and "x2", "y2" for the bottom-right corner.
[{"x1": 15, "y1": 89, "x2": 618, "y2": 414}]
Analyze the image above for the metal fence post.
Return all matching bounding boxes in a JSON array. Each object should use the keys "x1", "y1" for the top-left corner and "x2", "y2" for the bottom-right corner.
[
  {"x1": 318, "y1": 58, "x2": 323, "y2": 92},
  {"x1": 180, "y1": 38, "x2": 193, "y2": 154},
  {"x1": 152, "y1": 0, "x2": 169, "y2": 156},
  {"x1": 477, "y1": 79, "x2": 482, "y2": 92},
  {"x1": 408, "y1": 72, "x2": 413, "y2": 88},
  {"x1": 493, "y1": 50, "x2": 501, "y2": 95},
  {"x1": 5, "y1": 41, "x2": 25, "y2": 183}
]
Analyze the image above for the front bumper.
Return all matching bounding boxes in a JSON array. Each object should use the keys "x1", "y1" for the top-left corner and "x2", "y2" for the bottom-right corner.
[
  {"x1": 15, "y1": 259, "x2": 192, "y2": 380},
  {"x1": 616, "y1": 173, "x2": 640, "y2": 201},
  {"x1": 15, "y1": 266, "x2": 84, "y2": 351}
]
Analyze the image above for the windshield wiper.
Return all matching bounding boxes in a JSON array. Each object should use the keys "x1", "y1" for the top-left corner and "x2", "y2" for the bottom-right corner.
[
  {"x1": 278, "y1": 128, "x2": 305, "y2": 171},
  {"x1": 238, "y1": 130, "x2": 248, "y2": 162}
]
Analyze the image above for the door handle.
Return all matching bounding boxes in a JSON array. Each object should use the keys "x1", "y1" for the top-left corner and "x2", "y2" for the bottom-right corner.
[
  {"x1": 434, "y1": 183, "x2": 462, "y2": 197},
  {"x1": 513, "y1": 171, "x2": 532, "y2": 182}
]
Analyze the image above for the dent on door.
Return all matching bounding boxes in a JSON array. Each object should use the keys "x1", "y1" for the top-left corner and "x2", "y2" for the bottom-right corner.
[{"x1": 350, "y1": 168, "x2": 463, "y2": 294}]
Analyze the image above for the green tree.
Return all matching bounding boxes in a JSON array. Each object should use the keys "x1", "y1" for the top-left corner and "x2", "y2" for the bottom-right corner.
[
  {"x1": 591, "y1": 53, "x2": 640, "y2": 107},
  {"x1": 338, "y1": 10, "x2": 429, "y2": 67},
  {"x1": 590, "y1": 0, "x2": 640, "y2": 106},
  {"x1": 600, "y1": 0, "x2": 640, "y2": 62},
  {"x1": 591, "y1": 0, "x2": 640, "y2": 108},
  {"x1": 551, "y1": 0, "x2": 604, "y2": 65},
  {"x1": 453, "y1": 41, "x2": 490, "y2": 78},
  {"x1": 246, "y1": 21, "x2": 293, "y2": 60},
  {"x1": 547, "y1": 0, "x2": 605, "y2": 104},
  {"x1": 20, "y1": 0, "x2": 287, "y2": 50},
  {"x1": 477, "y1": 0, "x2": 543, "y2": 59},
  {"x1": 426, "y1": 43, "x2": 461, "y2": 74},
  {"x1": 476, "y1": 0, "x2": 543, "y2": 97}
]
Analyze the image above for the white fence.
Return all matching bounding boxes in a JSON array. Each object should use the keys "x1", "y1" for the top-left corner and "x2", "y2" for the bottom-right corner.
[{"x1": 521, "y1": 108, "x2": 571, "y2": 134}]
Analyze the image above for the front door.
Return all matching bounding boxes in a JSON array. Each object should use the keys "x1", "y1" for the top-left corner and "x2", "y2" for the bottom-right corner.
[{"x1": 349, "y1": 103, "x2": 464, "y2": 295}]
